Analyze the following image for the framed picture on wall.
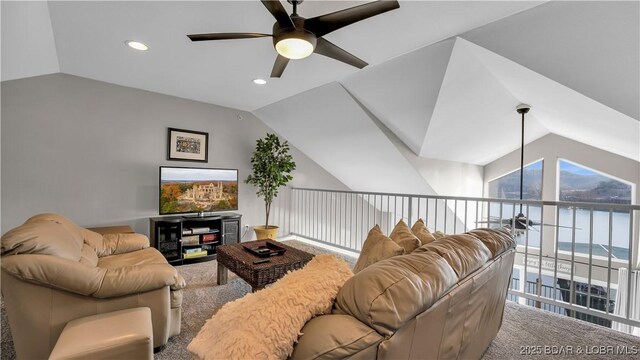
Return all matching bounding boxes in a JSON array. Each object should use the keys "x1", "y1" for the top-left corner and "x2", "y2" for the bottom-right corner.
[{"x1": 167, "y1": 128, "x2": 209, "y2": 162}]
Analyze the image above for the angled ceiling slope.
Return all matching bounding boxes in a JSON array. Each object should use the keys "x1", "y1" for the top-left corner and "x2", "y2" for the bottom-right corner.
[
  {"x1": 341, "y1": 38, "x2": 455, "y2": 155},
  {"x1": 1, "y1": 1, "x2": 59, "y2": 81},
  {"x1": 462, "y1": 38, "x2": 639, "y2": 163},
  {"x1": 421, "y1": 38, "x2": 549, "y2": 165},
  {"x1": 462, "y1": 0, "x2": 640, "y2": 120},
  {"x1": 254, "y1": 82, "x2": 436, "y2": 196},
  {"x1": 337, "y1": 33, "x2": 638, "y2": 165}
]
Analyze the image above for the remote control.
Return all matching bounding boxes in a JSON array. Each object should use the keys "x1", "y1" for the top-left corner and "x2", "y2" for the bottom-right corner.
[{"x1": 253, "y1": 258, "x2": 270, "y2": 264}]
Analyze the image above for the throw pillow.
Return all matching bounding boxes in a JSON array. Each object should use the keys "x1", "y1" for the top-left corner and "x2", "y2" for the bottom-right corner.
[
  {"x1": 187, "y1": 254, "x2": 353, "y2": 360},
  {"x1": 389, "y1": 220, "x2": 421, "y2": 253},
  {"x1": 411, "y1": 218, "x2": 436, "y2": 245},
  {"x1": 433, "y1": 231, "x2": 446, "y2": 239},
  {"x1": 353, "y1": 225, "x2": 404, "y2": 273}
]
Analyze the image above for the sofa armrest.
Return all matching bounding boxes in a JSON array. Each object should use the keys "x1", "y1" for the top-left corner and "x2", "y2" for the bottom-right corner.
[
  {"x1": 290, "y1": 314, "x2": 383, "y2": 360},
  {"x1": 100, "y1": 233, "x2": 150, "y2": 257},
  {"x1": 95, "y1": 263, "x2": 183, "y2": 298},
  {"x1": 86, "y1": 225, "x2": 135, "y2": 235},
  {"x1": 1, "y1": 254, "x2": 106, "y2": 296}
]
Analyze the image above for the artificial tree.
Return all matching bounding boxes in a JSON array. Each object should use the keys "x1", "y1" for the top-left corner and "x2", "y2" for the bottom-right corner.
[{"x1": 245, "y1": 133, "x2": 296, "y2": 232}]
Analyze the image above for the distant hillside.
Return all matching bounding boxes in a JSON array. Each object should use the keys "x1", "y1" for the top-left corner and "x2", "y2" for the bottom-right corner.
[
  {"x1": 559, "y1": 169, "x2": 631, "y2": 204},
  {"x1": 559, "y1": 170, "x2": 608, "y2": 189},
  {"x1": 490, "y1": 168, "x2": 631, "y2": 204},
  {"x1": 489, "y1": 168, "x2": 542, "y2": 200}
]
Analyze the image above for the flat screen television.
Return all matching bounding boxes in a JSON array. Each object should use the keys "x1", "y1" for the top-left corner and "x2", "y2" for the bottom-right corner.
[{"x1": 159, "y1": 166, "x2": 239, "y2": 215}]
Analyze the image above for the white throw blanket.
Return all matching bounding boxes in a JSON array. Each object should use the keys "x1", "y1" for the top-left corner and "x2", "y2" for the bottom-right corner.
[{"x1": 188, "y1": 254, "x2": 353, "y2": 360}]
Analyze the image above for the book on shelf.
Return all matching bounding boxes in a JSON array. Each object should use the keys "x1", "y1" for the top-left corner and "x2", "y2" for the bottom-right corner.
[
  {"x1": 182, "y1": 228, "x2": 193, "y2": 235},
  {"x1": 182, "y1": 235, "x2": 199, "y2": 246},
  {"x1": 183, "y1": 250, "x2": 208, "y2": 259},
  {"x1": 202, "y1": 233, "x2": 217, "y2": 243},
  {"x1": 184, "y1": 247, "x2": 202, "y2": 254},
  {"x1": 191, "y1": 227, "x2": 210, "y2": 234}
]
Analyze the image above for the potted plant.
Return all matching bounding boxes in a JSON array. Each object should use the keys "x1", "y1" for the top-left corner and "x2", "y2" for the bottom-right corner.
[{"x1": 245, "y1": 133, "x2": 296, "y2": 239}]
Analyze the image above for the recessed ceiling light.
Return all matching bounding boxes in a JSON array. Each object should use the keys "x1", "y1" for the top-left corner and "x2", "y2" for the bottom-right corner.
[
  {"x1": 125, "y1": 40, "x2": 149, "y2": 51},
  {"x1": 253, "y1": 78, "x2": 267, "y2": 85}
]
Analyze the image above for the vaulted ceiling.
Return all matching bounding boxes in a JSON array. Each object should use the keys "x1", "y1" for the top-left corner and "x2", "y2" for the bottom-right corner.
[{"x1": 2, "y1": 1, "x2": 639, "y2": 193}]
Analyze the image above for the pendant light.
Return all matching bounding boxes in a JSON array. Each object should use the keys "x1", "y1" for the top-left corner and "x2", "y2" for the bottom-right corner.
[{"x1": 516, "y1": 103, "x2": 531, "y2": 218}]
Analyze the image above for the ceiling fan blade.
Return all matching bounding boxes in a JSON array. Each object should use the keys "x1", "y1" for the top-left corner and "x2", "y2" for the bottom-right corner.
[
  {"x1": 271, "y1": 55, "x2": 290, "y2": 78},
  {"x1": 314, "y1": 38, "x2": 367, "y2": 69},
  {"x1": 305, "y1": 0, "x2": 399, "y2": 37},
  {"x1": 261, "y1": 0, "x2": 295, "y2": 29},
  {"x1": 187, "y1": 33, "x2": 272, "y2": 41},
  {"x1": 542, "y1": 223, "x2": 582, "y2": 230}
]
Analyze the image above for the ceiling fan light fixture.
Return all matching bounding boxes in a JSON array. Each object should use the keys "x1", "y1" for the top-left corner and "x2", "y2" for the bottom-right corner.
[{"x1": 275, "y1": 37, "x2": 314, "y2": 59}]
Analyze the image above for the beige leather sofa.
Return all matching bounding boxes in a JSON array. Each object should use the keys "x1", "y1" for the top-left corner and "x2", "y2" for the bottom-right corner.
[
  {"x1": 291, "y1": 228, "x2": 516, "y2": 360},
  {"x1": 1, "y1": 213, "x2": 185, "y2": 359}
]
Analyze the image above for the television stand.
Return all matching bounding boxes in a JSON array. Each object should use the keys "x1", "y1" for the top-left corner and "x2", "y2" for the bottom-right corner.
[
  {"x1": 149, "y1": 213, "x2": 242, "y2": 266},
  {"x1": 182, "y1": 212, "x2": 208, "y2": 219}
]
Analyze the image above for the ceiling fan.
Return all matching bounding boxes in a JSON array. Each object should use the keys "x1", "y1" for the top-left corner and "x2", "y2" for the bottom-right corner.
[
  {"x1": 187, "y1": 0, "x2": 400, "y2": 77},
  {"x1": 477, "y1": 104, "x2": 577, "y2": 233}
]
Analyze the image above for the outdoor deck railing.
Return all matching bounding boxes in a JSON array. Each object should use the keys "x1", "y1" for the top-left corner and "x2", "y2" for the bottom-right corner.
[{"x1": 269, "y1": 187, "x2": 640, "y2": 332}]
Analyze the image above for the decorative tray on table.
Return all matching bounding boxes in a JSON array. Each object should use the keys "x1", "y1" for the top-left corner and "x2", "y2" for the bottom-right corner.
[{"x1": 242, "y1": 240, "x2": 287, "y2": 257}]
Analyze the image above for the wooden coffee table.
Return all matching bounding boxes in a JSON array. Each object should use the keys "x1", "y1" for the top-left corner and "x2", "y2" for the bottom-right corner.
[{"x1": 216, "y1": 240, "x2": 314, "y2": 292}]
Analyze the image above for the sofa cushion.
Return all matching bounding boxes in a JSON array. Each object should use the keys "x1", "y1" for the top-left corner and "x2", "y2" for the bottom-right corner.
[
  {"x1": 467, "y1": 228, "x2": 516, "y2": 257},
  {"x1": 414, "y1": 234, "x2": 491, "y2": 278},
  {"x1": 389, "y1": 220, "x2": 421, "y2": 253},
  {"x1": 335, "y1": 251, "x2": 458, "y2": 336},
  {"x1": 97, "y1": 247, "x2": 168, "y2": 269},
  {"x1": 79, "y1": 243, "x2": 99, "y2": 267},
  {"x1": 99, "y1": 233, "x2": 150, "y2": 257},
  {"x1": 81, "y1": 228, "x2": 108, "y2": 254},
  {"x1": 290, "y1": 314, "x2": 383, "y2": 360},
  {"x1": 353, "y1": 225, "x2": 404, "y2": 273},
  {"x1": 188, "y1": 254, "x2": 353, "y2": 360},
  {"x1": 411, "y1": 218, "x2": 436, "y2": 245},
  {"x1": 1, "y1": 220, "x2": 83, "y2": 261},
  {"x1": 96, "y1": 263, "x2": 184, "y2": 298}
]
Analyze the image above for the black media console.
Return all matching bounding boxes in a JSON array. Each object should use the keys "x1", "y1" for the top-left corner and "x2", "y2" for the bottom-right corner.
[{"x1": 149, "y1": 213, "x2": 242, "y2": 265}]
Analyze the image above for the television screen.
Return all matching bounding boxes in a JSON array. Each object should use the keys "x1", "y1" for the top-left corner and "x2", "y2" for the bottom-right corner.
[{"x1": 159, "y1": 166, "x2": 238, "y2": 215}]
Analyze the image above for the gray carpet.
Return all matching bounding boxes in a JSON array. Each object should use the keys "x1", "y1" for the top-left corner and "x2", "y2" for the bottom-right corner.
[{"x1": 2, "y1": 240, "x2": 639, "y2": 359}]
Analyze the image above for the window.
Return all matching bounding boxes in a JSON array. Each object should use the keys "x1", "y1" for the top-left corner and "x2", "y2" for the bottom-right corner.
[
  {"x1": 488, "y1": 160, "x2": 543, "y2": 247},
  {"x1": 557, "y1": 160, "x2": 632, "y2": 260}
]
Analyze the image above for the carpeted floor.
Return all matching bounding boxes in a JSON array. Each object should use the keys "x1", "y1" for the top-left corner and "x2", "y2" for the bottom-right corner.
[{"x1": 2, "y1": 240, "x2": 639, "y2": 359}]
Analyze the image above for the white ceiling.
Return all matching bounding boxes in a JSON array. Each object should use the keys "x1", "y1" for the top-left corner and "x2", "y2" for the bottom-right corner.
[
  {"x1": 254, "y1": 1, "x2": 639, "y2": 167},
  {"x1": 2, "y1": 0, "x2": 545, "y2": 111},
  {"x1": 2, "y1": 1, "x2": 639, "y2": 190}
]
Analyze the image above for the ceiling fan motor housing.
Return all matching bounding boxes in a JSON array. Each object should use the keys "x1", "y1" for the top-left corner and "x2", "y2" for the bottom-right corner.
[{"x1": 272, "y1": 15, "x2": 317, "y2": 50}]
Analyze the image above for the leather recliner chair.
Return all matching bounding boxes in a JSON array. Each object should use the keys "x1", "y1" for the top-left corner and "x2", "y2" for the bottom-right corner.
[{"x1": 1, "y1": 213, "x2": 185, "y2": 359}]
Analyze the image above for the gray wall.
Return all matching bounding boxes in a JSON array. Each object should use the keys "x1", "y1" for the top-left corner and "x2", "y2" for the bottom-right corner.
[{"x1": 1, "y1": 73, "x2": 347, "y2": 236}]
